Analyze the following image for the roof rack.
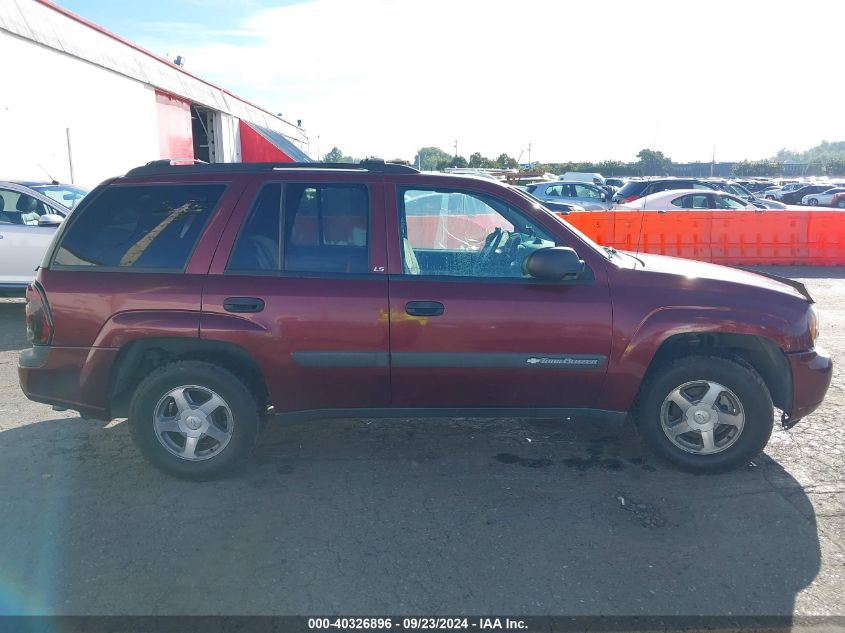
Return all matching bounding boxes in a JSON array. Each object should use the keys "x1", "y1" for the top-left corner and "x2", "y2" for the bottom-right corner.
[{"x1": 124, "y1": 157, "x2": 418, "y2": 178}]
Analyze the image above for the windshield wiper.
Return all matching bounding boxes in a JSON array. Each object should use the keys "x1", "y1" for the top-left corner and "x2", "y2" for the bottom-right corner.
[{"x1": 605, "y1": 246, "x2": 645, "y2": 267}]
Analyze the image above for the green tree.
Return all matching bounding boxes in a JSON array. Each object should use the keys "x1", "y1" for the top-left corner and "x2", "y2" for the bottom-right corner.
[
  {"x1": 448, "y1": 155, "x2": 468, "y2": 168},
  {"x1": 732, "y1": 160, "x2": 781, "y2": 177},
  {"x1": 825, "y1": 157, "x2": 845, "y2": 177},
  {"x1": 414, "y1": 147, "x2": 452, "y2": 171},
  {"x1": 468, "y1": 152, "x2": 494, "y2": 168},
  {"x1": 323, "y1": 147, "x2": 344, "y2": 162},
  {"x1": 494, "y1": 153, "x2": 518, "y2": 169},
  {"x1": 635, "y1": 149, "x2": 672, "y2": 176}
]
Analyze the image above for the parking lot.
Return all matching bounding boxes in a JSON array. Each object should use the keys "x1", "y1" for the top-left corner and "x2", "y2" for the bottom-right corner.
[{"x1": 0, "y1": 267, "x2": 843, "y2": 618}]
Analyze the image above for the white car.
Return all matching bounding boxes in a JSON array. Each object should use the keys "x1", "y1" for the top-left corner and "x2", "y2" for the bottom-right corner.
[
  {"x1": 800, "y1": 187, "x2": 845, "y2": 206},
  {"x1": 614, "y1": 189, "x2": 757, "y2": 211},
  {"x1": 764, "y1": 182, "x2": 806, "y2": 201},
  {"x1": 0, "y1": 181, "x2": 88, "y2": 290}
]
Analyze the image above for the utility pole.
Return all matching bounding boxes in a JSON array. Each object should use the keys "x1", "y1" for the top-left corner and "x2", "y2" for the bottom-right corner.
[
  {"x1": 710, "y1": 146, "x2": 715, "y2": 177},
  {"x1": 66, "y1": 127, "x2": 75, "y2": 184},
  {"x1": 528, "y1": 142, "x2": 532, "y2": 168},
  {"x1": 454, "y1": 140, "x2": 458, "y2": 158}
]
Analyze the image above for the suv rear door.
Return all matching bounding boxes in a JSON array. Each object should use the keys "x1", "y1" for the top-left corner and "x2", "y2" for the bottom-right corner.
[
  {"x1": 385, "y1": 180, "x2": 612, "y2": 410},
  {"x1": 202, "y1": 173, "x2": 390, "y2": 413}
]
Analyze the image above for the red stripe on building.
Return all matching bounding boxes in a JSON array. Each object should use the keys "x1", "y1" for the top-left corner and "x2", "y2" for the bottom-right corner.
[
  {"x1": 239, "y1": 120, "x2": 295, "y2": 162},
  {"x1": 155, "y1": 90, "x2": 193, "y2": 160}
]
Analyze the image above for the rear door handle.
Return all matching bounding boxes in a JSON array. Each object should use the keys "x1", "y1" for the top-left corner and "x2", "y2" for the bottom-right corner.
[
  {"x1": 223, "y1": 297, "x2": 265, "y2": 313},
  {"x1": 405, "y1": 301, "x2": 444, "y2": 317}
]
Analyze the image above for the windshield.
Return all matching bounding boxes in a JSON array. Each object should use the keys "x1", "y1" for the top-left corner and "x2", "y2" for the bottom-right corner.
[{"x1": 29, "y1": 184, "x2": 89, "y2": 210}]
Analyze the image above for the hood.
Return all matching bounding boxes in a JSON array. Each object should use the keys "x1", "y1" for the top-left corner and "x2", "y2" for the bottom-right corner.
[{"x1": 623, "y1": 252, "x2": 811, "y2": 302}]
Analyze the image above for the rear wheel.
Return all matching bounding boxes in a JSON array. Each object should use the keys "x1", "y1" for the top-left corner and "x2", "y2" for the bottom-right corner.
[
  {"x1": 129, "y1": 361, "x2": 261, "y2": 480},
  {"x1": 634, "y1": 356, "x2": 773, "y2": 473},
  {"x1": 837, "y1": 200, "x2": 845, "y2": 208}
]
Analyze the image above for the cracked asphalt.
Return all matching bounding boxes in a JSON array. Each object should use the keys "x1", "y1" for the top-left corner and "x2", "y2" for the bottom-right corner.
[{"x1": 0, "y1": 266, "x2": 843, "y2": 618}]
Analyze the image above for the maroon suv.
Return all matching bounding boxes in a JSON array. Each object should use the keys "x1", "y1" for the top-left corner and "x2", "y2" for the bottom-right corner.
[{"x1": 18, "y1": 159, "x2": 832, "y2": 479}]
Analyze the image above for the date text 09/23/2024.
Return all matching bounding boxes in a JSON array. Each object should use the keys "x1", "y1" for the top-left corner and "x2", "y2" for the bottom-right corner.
[{"x1": 307, "y1": 618, "x2": 528, "y2": 630}]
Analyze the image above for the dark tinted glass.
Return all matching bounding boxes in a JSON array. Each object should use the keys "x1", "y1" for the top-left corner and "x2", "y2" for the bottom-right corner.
[
  {"x1": 283, "y1": 184, "x2": 369, "y2": 274},
  {"x1": 227, "y1": 184, "x2": 281, "y2": 272},
  {"x1": 53, "y1": 184, "x2": 225, "y2": 269},
  {"x1": 616, "y1": 181, "x2": 647, "y2": 197}
]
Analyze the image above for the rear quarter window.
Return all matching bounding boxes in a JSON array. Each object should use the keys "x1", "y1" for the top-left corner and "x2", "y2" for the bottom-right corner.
[
  {"x1": 52, "y1": 184, "x2": 225, "y2": 270},
  {"x1": 616, "y1": 181, "x2": 646, "y2": 197}
]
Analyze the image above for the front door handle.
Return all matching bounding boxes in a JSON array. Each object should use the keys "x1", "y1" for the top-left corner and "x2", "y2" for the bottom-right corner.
[
  {"x1": 223, "y1": 297, "x2": 265, "y2": 313},
  {"x1": 405, "y1": 301, "x2": 444, "y2": 317}
]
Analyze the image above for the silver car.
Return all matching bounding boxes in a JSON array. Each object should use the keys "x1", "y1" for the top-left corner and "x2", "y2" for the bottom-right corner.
[
  {"x1": 524, "y1": 181, "x2": 612, "y2": 210},
  {"x1": 0, "y1": 181, "x2": 88, "y2": 290}
]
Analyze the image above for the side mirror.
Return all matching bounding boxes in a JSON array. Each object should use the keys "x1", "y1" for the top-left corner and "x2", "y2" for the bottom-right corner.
[
  {"x1": 524, "y1": 247, "x2": 585, "y2": 281},
  {"x1": 600, "y1": 193, "x2": 607, "y2": 201},
  {"x1": 38, "y1": 214, "x2": 64, "y2": 227}
]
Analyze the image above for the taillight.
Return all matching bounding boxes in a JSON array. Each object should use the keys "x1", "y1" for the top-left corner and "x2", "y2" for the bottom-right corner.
[
  {"x1": 624, "y1": 195, "x2": 640, "y2": 203},
  {"x1": 25, "y1": 283, "x2": 53, "y2": 346}
]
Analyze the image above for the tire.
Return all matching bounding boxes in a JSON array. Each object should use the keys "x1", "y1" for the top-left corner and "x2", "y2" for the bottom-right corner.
[
  {"x1": 837, "y1": 200, "x2": 845, "y2": 208},
  {"x1": 128, "y1": 360, "x2": 261, "y2": 480},
  {"x1": 808, "y1": 198, "x2": 818, "y2": 206},
  {"x1": 634, "y1": 355, "x2": 773, "y2": 473}
]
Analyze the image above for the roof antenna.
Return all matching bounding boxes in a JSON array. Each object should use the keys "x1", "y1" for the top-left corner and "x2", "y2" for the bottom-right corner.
[{"x1": 37, "y1": 162, "x2": 57, "y2": 185}]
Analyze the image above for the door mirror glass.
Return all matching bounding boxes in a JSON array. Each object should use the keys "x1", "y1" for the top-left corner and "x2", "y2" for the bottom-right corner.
[
  {"x1": 37, "y1": 214, "x2": 64, "y2": 227},
  {"x1": 524, "y1": 247, "x2": 584, "y2": 281}
]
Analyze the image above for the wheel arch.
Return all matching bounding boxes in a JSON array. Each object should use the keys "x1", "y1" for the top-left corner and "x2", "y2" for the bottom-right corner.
[
  {"x1": 642, "y1": 331, "x2": 792, "y2": 414},
  {"x1": 109, "y1": 337, "x2": 270, "y2": 419}
]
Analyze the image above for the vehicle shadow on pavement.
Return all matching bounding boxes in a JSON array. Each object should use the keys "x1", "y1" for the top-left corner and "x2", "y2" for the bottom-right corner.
[
  {"x1": 0, "y1": 303, "x2": 26, "y2": 353},
  {"x1": 0, "y1": 413, "x2": 824, "y2": 619}
]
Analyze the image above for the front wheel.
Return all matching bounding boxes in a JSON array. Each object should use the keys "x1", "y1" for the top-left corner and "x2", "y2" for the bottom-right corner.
[
  {"x1": 837, "y1": 200, "x2": 845, "y2": 208},
  {"x1": 808, "y1": 198, "x2": 819, "y2": 206},
  {"x1": 128, "y1": 360, "x2": 261, "y2": 480},
  {"x1": 634, "y1": 356, "x2": 773, "y2": 473}
]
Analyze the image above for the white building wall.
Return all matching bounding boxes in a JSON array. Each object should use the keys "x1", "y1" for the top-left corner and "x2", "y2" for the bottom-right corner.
[
  {"x1": 0, "y1": 30, "x2": 160, "y2": 188},
  {"x1": 0, "y1": 0, "x2": 308, "y2": 156},
  {"x1": 213, "y1": 112, "x2": 242, "y2": 164}
]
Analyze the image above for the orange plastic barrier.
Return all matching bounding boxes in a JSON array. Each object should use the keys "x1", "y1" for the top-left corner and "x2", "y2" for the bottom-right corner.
[{"x1": 560, "y1": 210, "x2": 845, "y2": 266}]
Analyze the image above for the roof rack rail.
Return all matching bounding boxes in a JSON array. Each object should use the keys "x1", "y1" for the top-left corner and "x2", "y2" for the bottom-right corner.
[{"x1": 124, "y1": 157, "x2": 418, "y2": 178}]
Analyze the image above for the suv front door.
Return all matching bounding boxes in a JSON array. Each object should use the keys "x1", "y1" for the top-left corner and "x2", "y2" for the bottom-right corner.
[{"x1": 386, "y1": 183, "x2": 612, "y2": 411}]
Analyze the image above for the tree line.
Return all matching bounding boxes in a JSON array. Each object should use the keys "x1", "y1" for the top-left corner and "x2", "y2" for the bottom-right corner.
[{"x1": 321, "y1": 140, "x2": 845, "y2": 177}]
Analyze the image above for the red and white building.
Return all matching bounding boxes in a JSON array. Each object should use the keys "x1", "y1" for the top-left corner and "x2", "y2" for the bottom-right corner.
[{"x1": 0, "y1": 0, "x2": 310, "y2": 188}]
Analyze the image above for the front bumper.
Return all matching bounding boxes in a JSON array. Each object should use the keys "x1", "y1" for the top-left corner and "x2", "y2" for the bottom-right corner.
[{"x1": 786, "y1": 346, "x2": 833, "y2": 421}]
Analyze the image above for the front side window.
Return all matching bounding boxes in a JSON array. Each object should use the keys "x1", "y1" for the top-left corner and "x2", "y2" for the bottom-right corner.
[
  {"x1": 671, "y1": 194, "x2": 710, "y2": 209},
  {"x1": 573, "y1": 184, "x2": 601, "y2": 199},
  {"x1": 713, "y1": 195, "x2": 747, "y2": 210},
  {"x1": 399, "y1": 187, "x2": 555, "y2": 278},
  {"x1": 0, "y1": 188, "x2": 54, "y2": 225},
  {"x1": 53, "y1": 184, "x2": 225, "y2": 269}
]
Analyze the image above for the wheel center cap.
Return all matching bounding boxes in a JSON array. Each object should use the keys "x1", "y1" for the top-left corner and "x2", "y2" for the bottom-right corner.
[
  {"x1": 693, "y1": 410, "x2": 711, "y2": 424},
  {"x1": 185, "y1": 415, "x2": 203, "y2": 430}
]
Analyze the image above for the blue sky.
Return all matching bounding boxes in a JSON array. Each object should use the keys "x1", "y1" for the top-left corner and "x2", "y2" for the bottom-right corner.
[{"x1": 58, "y1": 0, "x2": 845, "y2": 164}]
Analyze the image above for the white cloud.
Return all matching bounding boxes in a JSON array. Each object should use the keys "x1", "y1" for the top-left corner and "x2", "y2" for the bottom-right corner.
[{"x1": 138, "y1": 0, "x2": 845, "y2": 162}]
